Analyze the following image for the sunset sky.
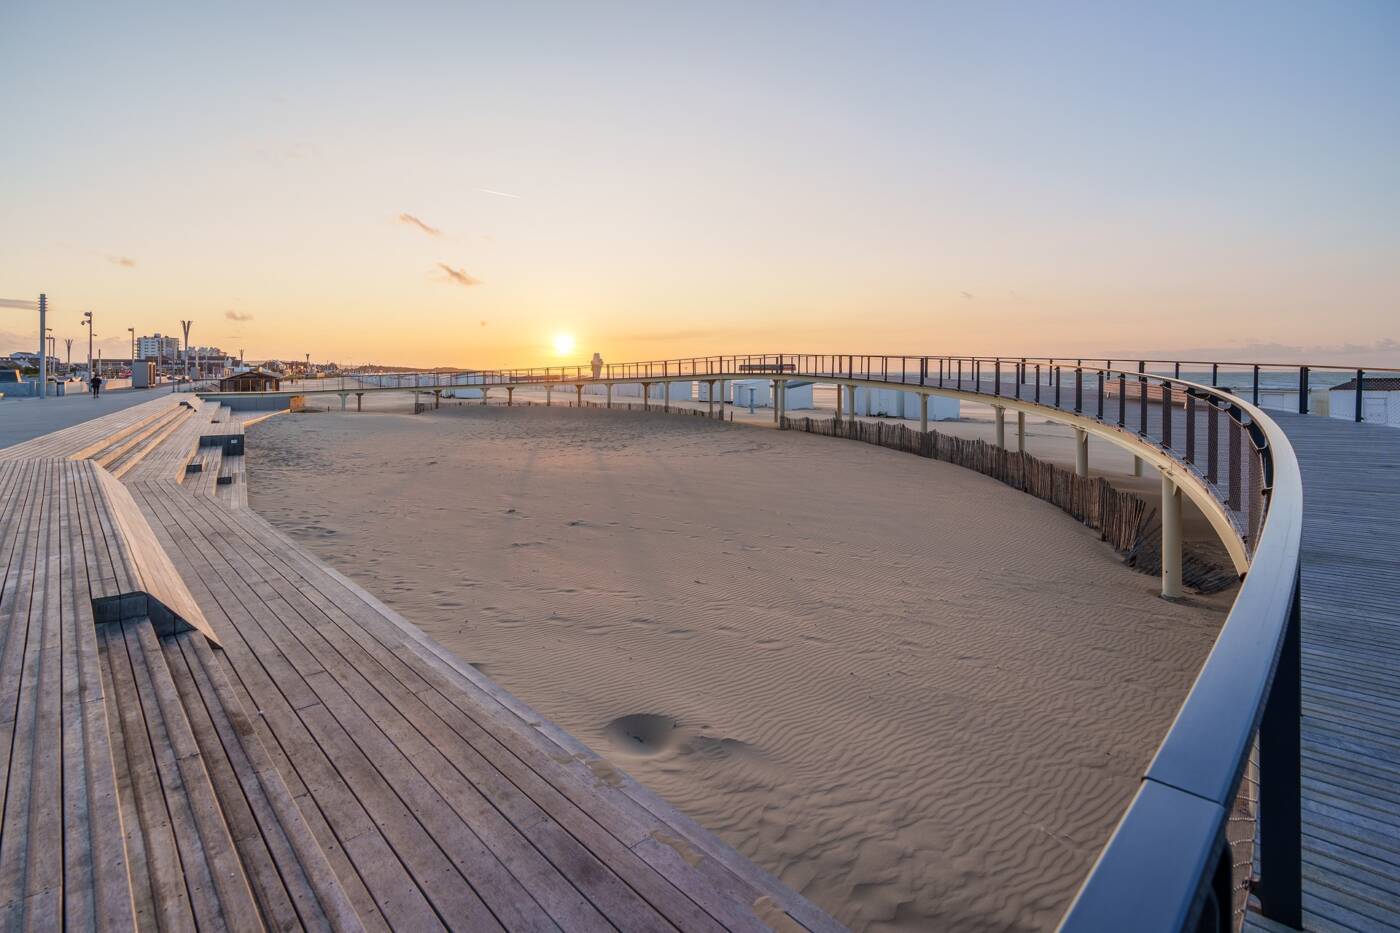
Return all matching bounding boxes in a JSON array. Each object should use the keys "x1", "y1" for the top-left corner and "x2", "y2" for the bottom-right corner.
[{"x1": 2, "y1": 2, "x2": 1397, "y2": 368}]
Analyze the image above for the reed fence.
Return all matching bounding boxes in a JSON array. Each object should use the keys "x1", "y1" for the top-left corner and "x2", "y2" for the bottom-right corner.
[{"x1": 782, "y1": 416, "x2": 1230, "y2": 592}]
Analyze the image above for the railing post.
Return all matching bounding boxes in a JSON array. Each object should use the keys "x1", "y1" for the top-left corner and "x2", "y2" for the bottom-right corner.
[
  {"x1": 1161, "y1": 474, "x2": 1182, "y2": 599},
  {"x1": 1138, "y1": 362, "x2": 1148, "y2": 436},
  {"x1": 995, "y1": 360, "x2": 1001, "y2": 396},
  {"x1": 1161, "y1": 382, "x2": 1172, "y2": 450},
  {"x1": 1299, "y1": 366, "x2": 1310, "y2": 414},
  {"x1": 1355, "y1": 369, "x2": 1364, "y2": 422},
  {"x1": 1074, "y1": 363, "x2": 1082, "y2": 413},
  {"x1": 1253, "y1": 365, "x2": 1260, "y2": 407},
  {"x1": 1257, "y1": 568, "x2": 1303, "y2": 927}
]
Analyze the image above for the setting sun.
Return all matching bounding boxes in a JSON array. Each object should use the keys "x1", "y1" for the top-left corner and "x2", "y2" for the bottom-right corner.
[{"x1": 552, "y1": 333, "x2": 576, "y2": 356}]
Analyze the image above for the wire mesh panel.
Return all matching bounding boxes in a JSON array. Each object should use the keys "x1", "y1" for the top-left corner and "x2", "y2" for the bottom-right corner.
[{"x1": 1229, "y1": 735, "x2": 1262, "y2": 929}]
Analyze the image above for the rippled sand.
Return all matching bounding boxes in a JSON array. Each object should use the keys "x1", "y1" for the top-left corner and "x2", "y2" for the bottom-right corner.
[{"x1": 247, "y1": 401, "x2": 1228, "y2": 931}]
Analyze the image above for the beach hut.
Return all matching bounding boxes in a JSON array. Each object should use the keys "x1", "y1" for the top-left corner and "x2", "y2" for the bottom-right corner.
[
  {"x1": 1329, "y1": 377, "x2": 1400, "y2": 426},
  {"x1": 219, "y1": 370, "x2": 280, "y2": 392}
]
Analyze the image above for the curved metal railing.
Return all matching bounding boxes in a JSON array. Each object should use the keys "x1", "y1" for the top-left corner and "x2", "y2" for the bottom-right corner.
[{"x1": 211, "y1": 352, "x2": 1307, "y2": 930}]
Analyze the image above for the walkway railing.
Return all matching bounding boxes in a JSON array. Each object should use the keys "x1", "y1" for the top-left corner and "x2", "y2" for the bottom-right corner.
[{"x1": 213, "y1": 352, "x2": 1314, "y2": 930}]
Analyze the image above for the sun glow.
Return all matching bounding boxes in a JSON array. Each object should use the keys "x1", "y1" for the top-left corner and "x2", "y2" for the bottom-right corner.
[{"x1": 552, "y1": 333, "x2": 576, "y2": 356}]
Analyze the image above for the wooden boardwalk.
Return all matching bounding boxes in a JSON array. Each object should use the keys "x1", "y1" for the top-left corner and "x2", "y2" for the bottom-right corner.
[
  {"x1": 0, "y1": 398, "x2": 839, "y2": 930},
  {"x1": 1262, "y1": 413, "x2": 1400, "y2": 932}
]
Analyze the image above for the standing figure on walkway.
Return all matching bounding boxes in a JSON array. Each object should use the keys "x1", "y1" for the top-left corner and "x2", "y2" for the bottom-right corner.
[
  {"x1": 89, "y1": 373, "x2": 103, "y2": 398},
  {"x1": 591, "y1": 352, "x2": 604, "y2": 379}
]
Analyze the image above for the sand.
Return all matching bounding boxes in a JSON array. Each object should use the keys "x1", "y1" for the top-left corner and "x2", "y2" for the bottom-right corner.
[{"x1": 247, "y1": 397, "x2": 1230, "y2": 931}]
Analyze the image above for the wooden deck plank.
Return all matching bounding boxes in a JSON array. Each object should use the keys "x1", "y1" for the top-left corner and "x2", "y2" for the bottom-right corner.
[
  {"x1": 1269, "y1": 412, "x2": 1400, "y2": 932},
  {"x1": 130, "y1": 485, "x2": 441, "y2": 929}
]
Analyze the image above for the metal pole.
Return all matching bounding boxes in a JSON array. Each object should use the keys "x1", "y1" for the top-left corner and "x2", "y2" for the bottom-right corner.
[
  {"x1": 1161, "y1": 474, "x2": 1183, "y2": 599},
  {"x1": 1355, "y1": 369, "x2": 1364, "y2": 423},
  {"x1": 37, "y1": 294, "x2": 47, "y2": 398},
  {"x1": 1257, "y1": 570, "x2": 1303, "y2": 926},
  {"x1": 180, "y1": 320, "x2": 192, "y2": 390}
]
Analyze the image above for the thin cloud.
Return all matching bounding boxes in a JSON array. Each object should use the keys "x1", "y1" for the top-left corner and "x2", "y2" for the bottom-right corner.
[
  {"x1": 0, "y1": 298, "x2": 36, "y2": 309},
  {"x1": 225, "y1": 310, "x2": 254, "y2": 322},
  {"x1": 474, "y1": 187, "x2": 520, "y2": 199},
  {"x1": 397, "y1": 213, "x2": 442, "y2": 237},
  {"x1": 961, "y1": 291, "x2": 975, "y2": 300},
  {"x1": 107, "y1": 255, "x2": 136, "y2": 268},
  {"x1": 436, "y1": 263, "x2": 481, "y2": 287}
]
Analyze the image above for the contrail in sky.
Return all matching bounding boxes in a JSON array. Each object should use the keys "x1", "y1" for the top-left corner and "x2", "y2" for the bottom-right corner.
[{"x1": 474, "y1": 188, "x2": 520, "y2": 199}]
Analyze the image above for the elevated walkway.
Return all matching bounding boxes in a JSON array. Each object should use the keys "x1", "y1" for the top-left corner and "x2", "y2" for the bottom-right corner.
[{"x1": 1268, "y1": 413, "x2": 1400, "y2": 931}]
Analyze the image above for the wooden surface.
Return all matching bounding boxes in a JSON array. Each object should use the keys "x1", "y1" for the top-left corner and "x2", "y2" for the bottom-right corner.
[
  {"x1": 2, "y1": 398, "x2": 839, "y2": 930},
  {"x1": 1267, "y1": 413, "x2": 1400, "y2": 932},
  {"x1": 0, "y1": 456, "x2": 354, "y2": 929}
]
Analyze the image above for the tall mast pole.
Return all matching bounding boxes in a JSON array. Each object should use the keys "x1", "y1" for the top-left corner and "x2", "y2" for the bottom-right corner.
[
  {"x1": 180, "y1": 320, "x2": 192, "y2": 390},
  {"x1": 37, "y1": 294, "x2": 47, "y2": 398}
]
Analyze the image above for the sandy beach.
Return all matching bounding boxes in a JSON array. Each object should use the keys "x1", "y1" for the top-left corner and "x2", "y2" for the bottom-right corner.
[{"x1": 248, "y1": 399, "x2": 1230, "y2": 931}]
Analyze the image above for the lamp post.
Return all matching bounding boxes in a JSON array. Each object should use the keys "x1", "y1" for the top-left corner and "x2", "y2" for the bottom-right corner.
[
  {"x1": 128, "y1": 327, "x2": 135, "y2": 373},
  {"x1": 65, "y1": 337, "x2": 73, "y2": 372},
  {"x1": 82, "y1": 311, "x2": 94, "y2": 381},
  {"x1": 180, "y1": 319, "x2": 192, "y2": 390}
]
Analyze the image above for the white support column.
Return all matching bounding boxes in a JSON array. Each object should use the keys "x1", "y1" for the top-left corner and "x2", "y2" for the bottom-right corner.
[
  {"x1": 1074, "y1": 428, "x2": 1088, "y2": 477},
  {"x1": 1133, "y1": 456, "x2": 1143, "y2": 477},
  {"x1": 664, "y1": 380, "x2": 671, "y2": 412},
  {"x1": 994, "y1": 406, "x2": 1006, "y2": 449},
  {"x1": 481, "y1": 387, "x2": 489, "y2": 405},
  {"x1": 846, "y1": 384, "x2": 857, "y2": 421},
  {"x1": 576, "y1": 384, "x2": 583, "y2": 407},
  {"x1": 606, "y1": 384, "x2": 612, "y2": 408},
  {"x1": 642, "y1": 383, "x2": 650, "y2": 410},
  {"x1": 545, "y1": 385, "x2": 552, "y2": 406},
  {"x1": 919, "y1": 393, "x2": 929, "y2": 433},
  {"x1": 835, "y1": 382, "x2": 843, "y2": 420},
  {"x1": 507, "y1": 387, "x2": 515, "y2": 406},
  {"x1": 1017, "y1": 411, "x2": 1026, "y2": 452},
  {"x1": 777, "y1": 379, "x2": 787, "y2": 426},
  {"x1": 339, "y1": 392, "x2": 348, "y2": 411},
  {"x1": 706, "y1": 380, "x2": 715, "y2": 417},
  {"x1": 716, "y1": 380, "x2": 726, "y2": 418},
  {"x1": 1161, "y1": 472, "x2": 1183, "y2": 599}
]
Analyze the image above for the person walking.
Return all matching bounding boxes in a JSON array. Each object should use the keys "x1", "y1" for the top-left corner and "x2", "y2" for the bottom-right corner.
[{"x1": 89, "y1": 373, "x2": 103, "y2": 398}]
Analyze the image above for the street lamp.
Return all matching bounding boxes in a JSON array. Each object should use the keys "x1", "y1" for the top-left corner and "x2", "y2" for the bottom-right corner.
[
  {"x1": 180, "y1": 320, "x2": 192, "y2": 390},
  {"x1": 82, "y1": 311, "x2": 94, "y2": 380},
  {"x1": 128, "y1": 327, "x2": 135, "y2": 372}
]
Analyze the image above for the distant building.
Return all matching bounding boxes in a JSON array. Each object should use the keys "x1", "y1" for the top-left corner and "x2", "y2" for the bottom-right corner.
[
  {"x1": 1329, "y1": 377, "x2": 1400, "y2": 427},
  {"x1": 137, "y1": 334, "x2": 181, "y2": 362},
  {"x1": 219, "y1": 369, "x2": 281, "y2": 392}
]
